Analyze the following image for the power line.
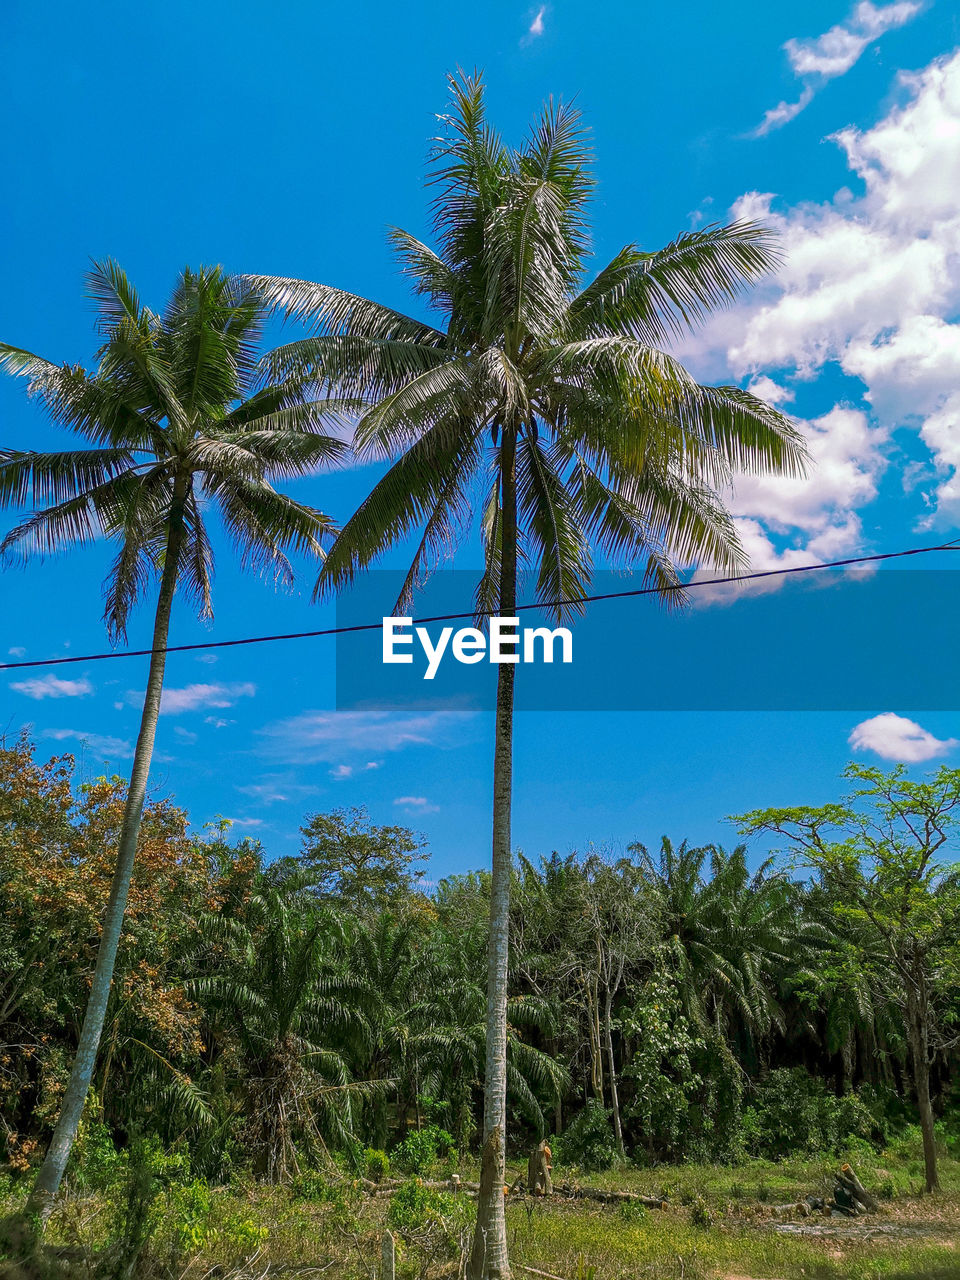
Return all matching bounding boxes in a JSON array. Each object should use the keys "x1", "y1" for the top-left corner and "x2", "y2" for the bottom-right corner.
[{"x1": 1, "y1": 540, "x2": 958, "y2": 674}]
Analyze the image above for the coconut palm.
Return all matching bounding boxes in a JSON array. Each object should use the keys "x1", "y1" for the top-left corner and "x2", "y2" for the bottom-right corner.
[
  {"x1": 248, "y1": 74, "x2": 806, "y2": 1278},
  {"x1": 0, "y1": 262, "x2": 348, "y2": 1222}
]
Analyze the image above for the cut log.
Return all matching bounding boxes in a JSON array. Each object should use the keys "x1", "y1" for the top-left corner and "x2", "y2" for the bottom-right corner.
[
  {"x1": 840, "y1": 1164, "x2": 879, "y2": 1212},
  {"x1": 555, "y1": 1183, "x2": 666, "y2": 1208}
]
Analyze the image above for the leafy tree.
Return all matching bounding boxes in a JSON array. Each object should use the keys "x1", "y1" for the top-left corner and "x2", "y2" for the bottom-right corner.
[
  {"x1": 621, "y1": 945, "x2": 706, "y2": 1161},
  {"x1": 737, "y1": 763, "x2": 960, "y2": 1191},
  {"x1": 250, "y1": 74, "x2": 804, "y2": 1277},
  {"x1": 0, "y1": 263, "x2": 345, "y2": 1222},
  {"x1": 295, "y1": 806, "x2": 428, "y2": 910}
]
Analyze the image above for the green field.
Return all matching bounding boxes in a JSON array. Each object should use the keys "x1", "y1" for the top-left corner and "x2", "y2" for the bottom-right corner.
[{"x1": 6, "y1": 1143, "x2": 959, "y2": 1280}]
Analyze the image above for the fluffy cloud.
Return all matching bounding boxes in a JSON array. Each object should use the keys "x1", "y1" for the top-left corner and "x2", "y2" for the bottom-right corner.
[
  {"x1": 848, "y1": 712, "x2": 958, "y2": 761},
  {"x1": 786, "y1": 2, "x2": 921, "y2": 78},
  {"x1": 730, "y1": 406, "x2": 884, "y2": 537},
  {"x1": 10, "y1": 674, "x2": 93, "y2": 700},
  {"x1": 753, "y1": 1, "x2": 923, "y2": 135},
  {"x1": 126, "y1": 682, "x2": 257, "y2": 715},
  {"x1": 43, "y1": 728, "x2": 132, "y2": 757},
  {"x1": 258, "y1": 708, "x2": 472, "y2": 763},
  {"x1": 685, "y1": 50, "x2": 960, "y2": 558},
  {"x1": 328, "y1": 761, "x2": 380, "y2": 780},
  {"x1": 394, "y1": 795, "x2": 440, "y2": 813}
]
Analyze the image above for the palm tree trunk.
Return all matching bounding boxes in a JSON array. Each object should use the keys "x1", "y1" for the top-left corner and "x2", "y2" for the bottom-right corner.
[
  {"x1": 24, "y1": 492, "x2": 186, "y2": 1227},
  {"x1": 470, "y1": 426, "x2": 517, "y2": 1280}
]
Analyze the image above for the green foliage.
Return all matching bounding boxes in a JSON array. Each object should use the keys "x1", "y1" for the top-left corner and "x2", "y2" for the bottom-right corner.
[
  {"x1": 391, "y1": 1125, "x2": 456, "y2": 1174},
  {"x1": 742, "y1": 1069, "x2": 876, "y2": 1159},
  {"x1": 387, "y1": 1178, "x2": 471, "y2": 1246},
  {"x1": 617, "y1": 1200, "x2": 647, "y2": 1224},
  {"x1": 554, "y1": 1101, "x2": 617, "y2": 1172},
  {"x1": 622, "y1": 956, "x2": 705, "y2": 1161},
  {"x1": 68, "y1": 1108, "x2": 126, "y2": 1192},
  {"x1": 689, "y1": 1193, "x2": 714, "y2": 1229},
  {"x1": 364, "y1": 1148, "x2": 390, "y2": 1182},
  {"x1": 291, "y1": 806, "x2": 428, "y2": 910}
]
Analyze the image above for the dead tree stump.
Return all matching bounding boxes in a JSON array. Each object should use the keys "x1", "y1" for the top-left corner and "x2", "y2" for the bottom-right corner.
[
  {"x1": 381, "y1": 1230, "x2": 396, "y2": 1280},
  {"x1": 527, "y1": 1140, "x2": 553, "y2": 1196}
]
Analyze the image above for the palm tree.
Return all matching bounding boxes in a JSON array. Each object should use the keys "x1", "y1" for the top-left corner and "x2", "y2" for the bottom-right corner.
[
  {"x1": 0, "y1": 263, "x2": 347, "y2": 1223},
  {"x1": 194, "y1": 884, "x2": 367, "y2": 1181},
  {"x1": 634, "y1": 839, "x2": 820, "y2": 1053},
  {"x1": 248, "y1": 74, "x2": 806, "y2": 1278}
]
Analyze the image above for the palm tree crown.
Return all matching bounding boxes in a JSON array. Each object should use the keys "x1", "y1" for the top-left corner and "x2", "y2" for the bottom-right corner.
[
  {"x1": 251, "y1": 74, "x2": 806, "y2": 613},
  {"x1": 0, "y1": 261, "x2": 347, "y2": 635}
]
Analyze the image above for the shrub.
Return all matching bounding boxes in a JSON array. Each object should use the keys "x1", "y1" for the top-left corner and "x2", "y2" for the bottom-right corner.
[
  {"x1": 391, "y1": 1124, "x2": 456, "y2": 1174},
  {"x1": 618, "y1": 1200, "x2": 647, "y2": 1224},
  {"x1": 364, "y1": 1147, "x2": 390, "y2": 1182},
  {"x1": 553, "y1": 1100, "x2": 617, "y2": 1172},
  {"x1": 690, "y1": 1193, "x2": 714, "y2": 1229},
  {"x1": 744, "y1": 1068, "x2": 880, "y2": 1159},
  {"x1": 387, "y1": 1178, "x2": 471, "y2": 1245}
]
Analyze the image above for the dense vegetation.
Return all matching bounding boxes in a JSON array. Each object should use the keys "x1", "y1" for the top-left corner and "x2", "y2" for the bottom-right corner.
[{"x1": 3, "y1": 733, "x2": 958, "y2": 1204}]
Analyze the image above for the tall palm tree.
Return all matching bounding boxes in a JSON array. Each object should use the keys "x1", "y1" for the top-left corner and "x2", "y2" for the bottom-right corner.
[
  {"x1": 0, "y1": 263, "x2": 347, "y2": 1223},
  {"x1": 248, "y1": 74, "x2": 806, "y2": 1278}
]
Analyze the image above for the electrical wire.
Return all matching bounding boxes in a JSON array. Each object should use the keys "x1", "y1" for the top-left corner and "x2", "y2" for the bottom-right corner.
[{"x1": 0, "y1": 539, "x2": 957, "y2": 673}]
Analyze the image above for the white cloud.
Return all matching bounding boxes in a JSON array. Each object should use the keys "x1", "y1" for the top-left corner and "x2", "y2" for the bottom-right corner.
[
  {"x1": 258, "y1": 708, "x2": 472, "y2": 763},
  {"x1": 786, "y1": 2, "x2": 921, "y2": 78},
  {"x1": 849, "y1": 712, "x2": 958, "y2": 761},
  {"x1": 746, "y1": 375, "x2": 795, "y2": 407},
  {"x1": 754, "y1": 87, "x2": 815, "y2": 138},
  {"x1": 195, "y1": 654, "x2": 218, "y2": 665},
  {"x1": 527, "y1": 6, "x2": 545, "y2": 38},
  {"x1": 8, "y1": 647, "x2": 25, "y2": 658},
  {"x1": 394, "y1": 795, "x2": 440, "y2": 814},
  {"x1": 43, "y1": 728, "x2": 132, "y2": 758},
  {"x1": 683, "y1": 50, "x2": 960, "y2": 553},
  {"x1": 329, "y1": 764, "x2": 353, "y2": 779},
  {"x1": 235, "y1": 776, "x2": 318, "y2": 805},
  {"x1": 10, "y1": 674, "x2": 93, "y2": 700},
  {"x1": 173, "y1": 726, "x2": 198, "y2": 743},
  {"x1": 126, "y1": 682, "x2": 256, "y2": 715},
  {"x1": 729, "y1": 406, "x2": 885, "y2": 536},
  {"x1": 204, "y1": 715, "x2": 235, "y2": 729},
  {"x1": 752, "y1": 1, "x2": 923, "y2": 134}
]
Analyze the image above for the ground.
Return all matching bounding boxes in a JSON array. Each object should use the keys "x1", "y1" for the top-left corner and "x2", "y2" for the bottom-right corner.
[{"x1": 3, "y1": 1145, "x2": 960, "y2": 1279}]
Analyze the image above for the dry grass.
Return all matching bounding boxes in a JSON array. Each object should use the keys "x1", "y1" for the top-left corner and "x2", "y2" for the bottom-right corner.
[{"x1": 1, "y1": 1145, "x2": 959, "y2": 1280}]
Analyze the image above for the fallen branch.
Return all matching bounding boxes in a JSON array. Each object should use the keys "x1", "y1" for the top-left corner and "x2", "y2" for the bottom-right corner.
[{"x1": 554, "y1": 1183, "x2": 667, "y2": 1208}]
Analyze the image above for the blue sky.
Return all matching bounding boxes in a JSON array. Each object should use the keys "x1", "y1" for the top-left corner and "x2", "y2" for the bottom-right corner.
[{"x1": 2, "y1": 0, "x2": 960, "y2": 875}]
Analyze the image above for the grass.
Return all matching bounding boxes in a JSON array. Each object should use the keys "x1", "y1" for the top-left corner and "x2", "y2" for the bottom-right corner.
[{"x1": 2, "y1": 1144, "x2": 959, "y2": 1279}]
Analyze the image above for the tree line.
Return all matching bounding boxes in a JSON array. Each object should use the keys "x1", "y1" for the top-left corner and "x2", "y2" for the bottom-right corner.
[{"x1": 2, "y1": 735, "x2": 958, "y2": 1202}]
